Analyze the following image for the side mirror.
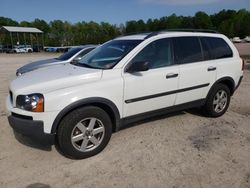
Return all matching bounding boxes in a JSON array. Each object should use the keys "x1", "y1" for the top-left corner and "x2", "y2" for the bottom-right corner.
[{"x1": 126, "y1": 61, "x2": 149, "y2": 73}]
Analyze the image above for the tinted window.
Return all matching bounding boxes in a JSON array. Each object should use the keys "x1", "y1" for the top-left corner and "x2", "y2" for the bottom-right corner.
[
  {"x1": 131, "y1": 38, "x2": 173, "y2": 69},
  {"x1": 57, "y1": 48, "x2": 82, "y2": 61},
  {"x1": 200, "y1": 37, "x2": 211, "y2": 61},
  {"x1": 173, "y1": 37, "x2": 203, "y2": 64},
  {"x1": 201, "y1": 37, "x2": 233, "y2": 60}
]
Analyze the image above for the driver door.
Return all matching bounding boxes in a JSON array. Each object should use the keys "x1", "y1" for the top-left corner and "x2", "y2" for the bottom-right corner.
[{"x1": 123, "y1": 38, "x2": 179, "y2": 117}]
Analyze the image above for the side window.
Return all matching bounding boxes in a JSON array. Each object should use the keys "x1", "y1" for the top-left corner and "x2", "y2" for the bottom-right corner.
[
  {"x1": 130, "y1": 38, "x2": 173, "y2": 69},
  {"x1": 173, "y1": 37, "x2": 203, "y2": 64},
  {"x1": 202, "y1": 37, "x2": 233, "y2": 60}
]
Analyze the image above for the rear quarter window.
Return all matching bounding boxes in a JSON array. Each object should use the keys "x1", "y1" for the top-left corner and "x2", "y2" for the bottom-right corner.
[{"x1": 201, "y1": 37, "x2": 233, "y2": 60}]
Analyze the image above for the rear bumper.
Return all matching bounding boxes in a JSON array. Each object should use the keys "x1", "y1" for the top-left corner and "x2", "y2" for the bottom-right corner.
[
  {"x1": 234, "y1": 75, "x2": 243, "y2": 93},
  {"x1": 8, "y1": 114, "x2": 54, "y2": 145}
]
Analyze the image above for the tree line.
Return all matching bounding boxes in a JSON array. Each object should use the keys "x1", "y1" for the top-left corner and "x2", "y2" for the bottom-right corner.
[{"x1": 0, "y1": 9, "x2": 250, "y2": 46}]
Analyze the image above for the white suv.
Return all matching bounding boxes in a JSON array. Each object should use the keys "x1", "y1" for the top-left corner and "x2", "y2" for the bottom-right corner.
[{"x1": 6, "y1": 30, "x2": 244, "y2": 159}]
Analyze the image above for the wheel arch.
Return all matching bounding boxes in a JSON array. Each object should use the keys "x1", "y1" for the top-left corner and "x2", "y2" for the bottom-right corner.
[
  {"x1": 51, "y1": 97, "x2": 121, "y2": 134},
  {"x1": 207, "y1": 76, "x2": 235, "y2": 98}
]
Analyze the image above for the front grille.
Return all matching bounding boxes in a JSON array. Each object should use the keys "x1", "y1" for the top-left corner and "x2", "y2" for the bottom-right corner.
[{"x1": 9, "y1": 90, "x2": 13, "y2": 104}]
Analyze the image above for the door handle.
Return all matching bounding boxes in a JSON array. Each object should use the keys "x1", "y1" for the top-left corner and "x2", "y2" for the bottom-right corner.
[
  {"x1": 166, "y1": 73, "x2": 178, "y2": 79},
  {"x1": 207, "y1": 66, "x2": 216, "y2": 71}
]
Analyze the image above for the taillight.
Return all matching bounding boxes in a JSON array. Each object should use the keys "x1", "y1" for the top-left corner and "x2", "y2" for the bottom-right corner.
[{"x1": 242, "y1": 59, "x2": 245, "y2": 70}]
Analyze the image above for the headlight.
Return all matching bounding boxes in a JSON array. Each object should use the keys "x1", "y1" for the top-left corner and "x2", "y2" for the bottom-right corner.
[{"x1": 16, "y1": 93, "x2": 44, "y2": 112}]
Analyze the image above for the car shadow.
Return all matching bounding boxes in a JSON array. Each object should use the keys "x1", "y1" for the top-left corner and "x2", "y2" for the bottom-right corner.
[
  {"x1": 12, "y1": 108, "x2": 205, "y2": 152},
  {"x1": 26, "y1": 183, "x2": 51, "y2": 188},
  {"x1": 13, "y1": 131, "x2": 52, "y2": 151},
  {"x1": 186, "y1": 107, "x2": 206, "y2": 117},
  {"x1": 119, "y1": 110, "x2": 187, "y2": 131}
]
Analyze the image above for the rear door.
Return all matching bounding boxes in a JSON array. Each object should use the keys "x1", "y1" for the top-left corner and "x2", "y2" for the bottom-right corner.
[
  {"x1": 173, "y1": 36, "x2": 217, "y2": 105},
  {"x1": 202, "y1": 37, "x2": 235, "y2": 84}
]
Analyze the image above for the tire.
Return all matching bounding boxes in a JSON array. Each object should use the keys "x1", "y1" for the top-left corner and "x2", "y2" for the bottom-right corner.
[
  {"x1": 203, "y1": 84, "x2": 231, "y2": 117},
  {"x1": 57, "y1": 106, "x2": 112, "y2": 159}
]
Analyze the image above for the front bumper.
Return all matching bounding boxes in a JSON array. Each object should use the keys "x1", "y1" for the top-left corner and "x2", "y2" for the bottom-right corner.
[
  {"x1": 8, "y1": 114, "x2": 55, "y2": 145},
  {"x1": 6, "y1": 94, "x2": 59, "y2": 134}
]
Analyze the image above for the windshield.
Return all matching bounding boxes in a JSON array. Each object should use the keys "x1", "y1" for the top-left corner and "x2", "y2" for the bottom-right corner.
[
  {"x1": 75, "y1": 40, "x2": 142, "y2": 69},
  {"x1": 57, "y1": 48, "x2": 82, "y2": 60}
]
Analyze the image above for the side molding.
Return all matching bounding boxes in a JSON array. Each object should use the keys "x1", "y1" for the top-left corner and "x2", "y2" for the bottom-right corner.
[{"x1": 125, "y1": 83, "x2": 209, "y2": 103}]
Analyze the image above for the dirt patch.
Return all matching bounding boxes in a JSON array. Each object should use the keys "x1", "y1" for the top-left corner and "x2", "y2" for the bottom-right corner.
[
  {"x1": 188, "y1": 121, "x2": 233, "y2": 151},
  {"x1": 0, "y1": 110, "x2": 7, "y2": 117},
  {"x1": 26, "y1": 183, "x2": 51, "y2": 188},
  {"x1": 240, "y1": 173, "x2": 250, "y2": 188},
  {"x1": 231, "y1": 106, "x2": 250, "y2": 116},
  {"x1": 234, "y1": 43, "x2": 250, "y2": 56}
]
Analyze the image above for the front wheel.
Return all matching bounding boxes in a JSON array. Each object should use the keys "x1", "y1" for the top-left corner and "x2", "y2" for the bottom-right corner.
[
  {"x1": 203, "y1": 84, "x2": 231, "y2": 117},
  {"x1": 57, "y1": 106, "x2": 112, "y2": 159}
]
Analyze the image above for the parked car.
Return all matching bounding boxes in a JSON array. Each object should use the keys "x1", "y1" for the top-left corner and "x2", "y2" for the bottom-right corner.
[
  {"x1": 20, "y1": 45, "x2": 33, "y2": 53},
  {"x1": 7, "y1": 30, "x2": 243, "y2": 159},
  {"x1": 44, "y1": 47, "x2": 58, "y2": 52},
  {"x1": 244, "y1": 36, "x2": 250, "y2": 42},
  {"x1": 0, "y1": 44, "x2": 3, "y2": 53},
  {"x1": 32, "y1": 44, "x2": 43, "y2": 52},
  {"x1": 1, "y1": 44, "x2": 12, "y2": 53},
  {"x1": 232, "y1": 37, "x2": 242, "y2": 43},
  {"x1": 6, "y1": 45, "x2": 33, "y2": 53},
  {"x1": 7, "y1": 46, "x2": 26, "y2": 53},
  {"x1": 16, "y1": 45, "x2": 97, "y2": 76},
  {"x1": 44, "y1": 47, "x2": 69, "y2": 53}
]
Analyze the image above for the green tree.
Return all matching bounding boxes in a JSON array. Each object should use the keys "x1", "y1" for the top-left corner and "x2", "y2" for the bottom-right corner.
[
  {"x1": 126, "y1": 20, "x2": 138, "y2": 33},
  {"x1": 233, "y1": 9, "x2": 250, "y2": 38},
  {"x1": 1, "y1": 9, "x2": 250, "y2": 47},
  {"x1": 211, "y1": 9, "x2": 236, "y2": 29},
  {"x1": 20, "y1": 21, "x2": 32, "y2": 27},
  {"x1": 166, "y1": 14, "x2": 183, "y2": 29},
  {"x1": 0, "y1": 17, "x2": 18, "y2": 27},
  {"x1": 194, "y1": 11, "x2": 213, "y2": 29}
]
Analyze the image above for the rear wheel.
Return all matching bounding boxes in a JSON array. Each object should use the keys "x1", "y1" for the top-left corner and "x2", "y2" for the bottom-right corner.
[
  {"x1": 57, "y1": 106, "x2": 112, "y2": 159},
  {"x1": 203, "y1": 84, "x2": 231, "y2": 117}
]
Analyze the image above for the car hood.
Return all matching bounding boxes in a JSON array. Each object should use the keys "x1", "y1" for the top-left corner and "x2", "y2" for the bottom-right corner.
[
  {"x1": 10, "y1": 63, "x2": 102, "y2": 94},
  {"x1": 16, "y1": 58, "x2": 63, "y2": 74}
]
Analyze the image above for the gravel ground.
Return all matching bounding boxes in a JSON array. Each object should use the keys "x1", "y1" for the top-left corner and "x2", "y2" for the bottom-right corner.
[
  {"x1": 234, "y1": 43, "x2": 250, "y2": 56},
  {"x1": 0, "y1": 52, "x2": 249, "y2": 188}
]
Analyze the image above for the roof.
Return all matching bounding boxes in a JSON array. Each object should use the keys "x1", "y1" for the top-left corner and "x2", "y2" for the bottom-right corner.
[{"x1": 0, "y1": 26, "x2": 43, "y2": 33}]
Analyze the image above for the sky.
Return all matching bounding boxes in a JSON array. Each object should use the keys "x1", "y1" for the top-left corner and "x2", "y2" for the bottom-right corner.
[{"x1": 0, "y1": 0, "x2": 250, "y2": 25}]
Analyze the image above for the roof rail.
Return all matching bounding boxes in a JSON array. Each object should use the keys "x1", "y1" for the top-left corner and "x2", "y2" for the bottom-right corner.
[
  {"x1": 144, "y1": 29, "x2": 219, "y2": 39},
  {"x1": 123, "y1": 31, "x2": 151, "y2": 36}
]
